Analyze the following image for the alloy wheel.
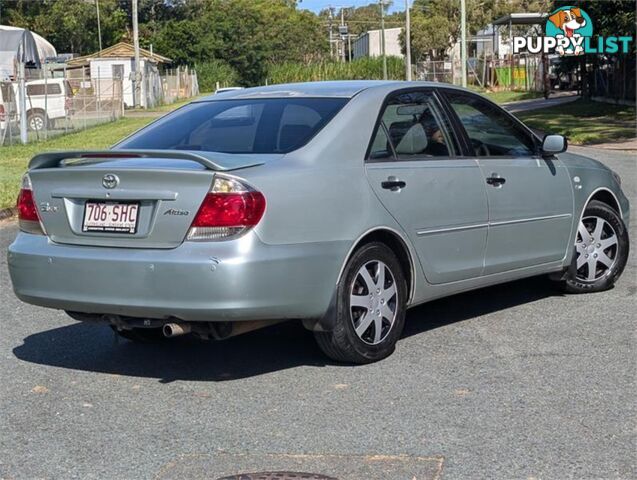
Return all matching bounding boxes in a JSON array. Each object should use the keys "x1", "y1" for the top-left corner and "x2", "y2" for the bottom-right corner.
[
  {"x1": 575, "y1": 215, "x2": 618, "y2": 282},
  {"x1": 349, "y1": 260, "x2": 398, "y2": 345}
]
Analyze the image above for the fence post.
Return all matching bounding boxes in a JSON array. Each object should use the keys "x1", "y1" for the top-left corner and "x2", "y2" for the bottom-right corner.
[
  {"x1": 82, "y1": 67, "x2": 87, "y2": 131},
  {"x1": 176, "y1": 65, "x2": 180, "y2": 99},
  {"x1": 64, "y1": 65, "x2": 69, "y2": 133},
  {"x1": 18, "y1": 63, "x2": 28, "y2": 144},
  {"x1": 43, "y1": 62, "x2": 48, "y2": 140},
  {"x1": 97, "y1": 66, "x2": 101, "y2": 123}
]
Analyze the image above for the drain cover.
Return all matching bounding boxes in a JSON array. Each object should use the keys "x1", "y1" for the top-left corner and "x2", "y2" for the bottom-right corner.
[{"x1": 217, "y1": 473, "x2": 337, "y2": 480}]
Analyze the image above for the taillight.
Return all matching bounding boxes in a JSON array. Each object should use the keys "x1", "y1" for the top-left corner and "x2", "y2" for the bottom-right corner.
[
  {"x1": 187, "y1": 175, "x2": 266, "y2": 241},
  {"x1": 17, "y1": 174, "x2": 45, "y2": 235}
]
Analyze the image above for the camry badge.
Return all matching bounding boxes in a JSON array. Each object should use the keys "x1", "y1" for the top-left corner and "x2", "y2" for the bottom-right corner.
[
  {"x1": 164, "y1": 208, "x2": 190, "y2": 216},
  {"x1": 102, "y1": 174, "x2": 119, "y2": 189}
]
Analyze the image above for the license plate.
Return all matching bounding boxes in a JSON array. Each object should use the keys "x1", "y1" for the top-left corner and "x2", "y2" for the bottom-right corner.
[{"x1": 82, "y1": 201, "x2": 139, "y2": 234}]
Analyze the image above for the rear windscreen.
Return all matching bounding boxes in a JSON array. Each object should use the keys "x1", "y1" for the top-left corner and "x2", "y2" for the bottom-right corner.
[{"x1": 117, "y1": 97, "x2": 348, "y2": 154}]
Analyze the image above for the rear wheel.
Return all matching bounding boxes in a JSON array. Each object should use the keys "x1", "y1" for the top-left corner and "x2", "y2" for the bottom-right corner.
[
  {"x1": 27, "y1": 111, "x2": 47, "y2": 131},
  {"x1": 314, "y1": 242, "x2": 407, "y2": 364},
  {"x1": 563, "y1": 200, "x2": 628, "y2": 293},
  {"x1": 111, "y1": 326, "x2": 167, "y2": 343}
]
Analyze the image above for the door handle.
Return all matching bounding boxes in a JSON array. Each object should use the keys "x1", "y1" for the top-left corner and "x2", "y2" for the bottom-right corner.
[
  {"x1": 486, "y1": 174, "x2": 506, "y2": 187},
  {"x1": 381, "y1": 177, "x2": 406, "y2": 191}
]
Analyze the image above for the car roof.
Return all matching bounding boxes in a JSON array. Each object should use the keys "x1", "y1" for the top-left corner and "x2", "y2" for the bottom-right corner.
[{"x1": 196, "y1": 80, "x2": 472, "y2": 101}]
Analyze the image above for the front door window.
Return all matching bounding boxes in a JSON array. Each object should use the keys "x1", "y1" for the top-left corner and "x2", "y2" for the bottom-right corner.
[{"x1": 444, "y1": 92, "x2": 536, "y2": 157}]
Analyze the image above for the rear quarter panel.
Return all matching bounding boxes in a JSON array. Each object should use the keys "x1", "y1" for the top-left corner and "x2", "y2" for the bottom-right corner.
[{"x1": 235, "y1": 87, "x2": 429, "y2": 302}]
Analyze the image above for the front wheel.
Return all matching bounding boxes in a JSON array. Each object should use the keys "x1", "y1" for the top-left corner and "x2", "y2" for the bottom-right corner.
[
  {"x1": 563, "y1": 200, "x2": 629, "y2": 293},
  {"x1": 314, "y1": 242, "x2": 407, "y2": 364}
]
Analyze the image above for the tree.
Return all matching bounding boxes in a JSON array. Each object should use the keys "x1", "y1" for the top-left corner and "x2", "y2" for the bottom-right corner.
[
  {"x1": 1, "y1": 0, "x2": 332, "y2": 85},
  {"x1": 147, "y1": 0, "x2": 329, "y2": 85},
  {"x1": 320, "y1": 2, "x2": 404, "y2": 38},
  {"x1": 403, "y1": 0, "x2": 551, "y2": 61},
  {"x1": 2, "y1": 0, "x2": 127, "y2": 55},
  {"x1": 551, "y1": 0, "x2": 635, "y2": 99}
]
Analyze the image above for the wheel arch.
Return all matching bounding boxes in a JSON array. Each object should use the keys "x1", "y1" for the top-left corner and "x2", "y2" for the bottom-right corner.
[
  {"x1": 586, "y1": 188, "x2": 622, "y2": 218},
  {"x1": 337, "y1": 227, "x2": 416, "y2": 304},
  {"x1": 26, "y1": 108, "x2": 46, "y2": 117}
]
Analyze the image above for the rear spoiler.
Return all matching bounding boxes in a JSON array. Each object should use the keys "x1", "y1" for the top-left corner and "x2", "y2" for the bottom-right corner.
[{"x1": 28, "y1": 150, "x2": 265, "y2": 172}]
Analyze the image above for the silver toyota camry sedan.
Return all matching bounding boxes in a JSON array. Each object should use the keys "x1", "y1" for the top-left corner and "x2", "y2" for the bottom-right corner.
[{"x1": 8, "y1": 81, "x2": 630, "y2": 363}]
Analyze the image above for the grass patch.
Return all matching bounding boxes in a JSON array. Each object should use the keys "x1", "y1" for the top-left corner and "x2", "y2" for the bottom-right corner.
[
  {"x1": 0, "y1": 97, "x2": 195, "y2": 210},
  {"x1": 516, "y1": 99, "x2": 636, "y2": 145},
  {"x1": 0, "y1": 117, "x2": 153, "y2": 209},
  {"x1": 483, "y1": 90, "x2": 544, "y2": 104},
  {"x1": 468, "y1": 86, "x2": 544, "y2": 104},
  {"x1": 128, "y1": 93, "x2": 212, "y2": 113}
]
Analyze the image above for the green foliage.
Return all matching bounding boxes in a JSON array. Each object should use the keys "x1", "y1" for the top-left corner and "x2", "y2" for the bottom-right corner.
[
  {"x1": 147, "y1": 0, "x2": 329, "y2": 85},
  {"x1": 404, "y1": 0, "x2": 551, "y2": 61},
  {"x1": 267, "y1": 57, "x2": 406, "y2": 84},
  {"x1": 552, "y1": 0, "x2": 636, "y2": 54},
  {"x1": 2, "y1": 0, "x2": 331, "y2": 86},
  {"x1": 4, "y1": 0, "x2": 127, "y2": 55},
  {"x1": 0, "y1": 117, "x2": 153, "y2": 210},
  {"x1": 320, "y1": 2, "x2": 405, "y2": 37},
  {"x1": 195, "y1": 60, "x2": 240, "y2": 91}
]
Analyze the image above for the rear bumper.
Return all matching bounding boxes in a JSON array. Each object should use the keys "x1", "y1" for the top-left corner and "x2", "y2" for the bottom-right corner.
[{"x1": 8, "y1": 232, "x2": 347, "y2": 322}]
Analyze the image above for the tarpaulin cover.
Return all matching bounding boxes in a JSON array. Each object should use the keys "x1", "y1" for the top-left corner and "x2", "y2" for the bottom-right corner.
[{"x1": 0, "y1": 26, "x2": 57, "y2": 79}]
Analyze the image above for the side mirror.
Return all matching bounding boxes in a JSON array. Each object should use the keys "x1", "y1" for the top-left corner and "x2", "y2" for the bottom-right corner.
[{"x1": 541, "y1": 134, "x2": 567, "y2": 155}]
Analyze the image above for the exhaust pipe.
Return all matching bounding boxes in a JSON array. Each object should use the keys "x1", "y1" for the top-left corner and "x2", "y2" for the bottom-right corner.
[{"x1": 163, "y1": 323, "x2": 191, "y2": 338}]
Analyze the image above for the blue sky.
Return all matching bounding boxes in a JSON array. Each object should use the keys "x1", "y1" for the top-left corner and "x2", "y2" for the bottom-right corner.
[{"x1": 299, "y1": 0, "x2": 405, "y2": 14}]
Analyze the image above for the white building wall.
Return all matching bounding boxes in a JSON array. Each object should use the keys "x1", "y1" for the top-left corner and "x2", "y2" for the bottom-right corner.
[
  {"x1": 352, "y1": 28, "x2": 404, "y2": 60},
  {"x1": 89, "y1": 58, "x2": 148, "y2": 108}
]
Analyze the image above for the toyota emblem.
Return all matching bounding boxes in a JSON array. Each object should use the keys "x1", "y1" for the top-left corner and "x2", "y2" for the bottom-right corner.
[{"x1": 102, "y1": 174, "x2": 119, "y2": 189}]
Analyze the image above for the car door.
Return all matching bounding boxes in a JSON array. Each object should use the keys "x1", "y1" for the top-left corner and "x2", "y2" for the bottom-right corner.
[
  {"x1": 442, "y1": 90, "x2": 574, "y2": 275},
  {"x1": 365, "y1": 88, "x2": 489, "y2": 284}
]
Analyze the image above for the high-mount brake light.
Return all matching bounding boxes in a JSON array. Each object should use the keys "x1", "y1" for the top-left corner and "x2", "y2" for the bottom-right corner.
[
  {"x1": 187, "y1": 175, "x2": 266, "y2": 241},
  {"x1": 17, "y1": 174, "x2": 45, "y2": 235}
]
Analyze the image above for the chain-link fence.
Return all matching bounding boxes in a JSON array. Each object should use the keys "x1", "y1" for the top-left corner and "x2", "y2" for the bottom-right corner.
[
  {"x1": 1, "y1": 67, "x2": 123, "y2": 146},
  {"x1": 1, "y1": 64, "x2": 199, "y2": 146},
  {"x1": 163, "y1": 66, "x2": 199, "y2": 105},
  {"x1": 591, "y1": 55, "x2": 635, "y2": 103},
  {"x1": 416, "y1": 54, "x2": 545, "y2": 92}
]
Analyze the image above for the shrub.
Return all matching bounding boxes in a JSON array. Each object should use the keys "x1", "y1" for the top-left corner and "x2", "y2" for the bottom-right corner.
[
  {"x1": 267, "y1": 57, "x2": 406, "y2": 84},
  {"x1": 195, "y1": 60, "x2": 241, "y2": 92}
]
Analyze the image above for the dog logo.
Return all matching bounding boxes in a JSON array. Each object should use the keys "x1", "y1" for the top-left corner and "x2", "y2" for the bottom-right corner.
[{"x1": 546, "y1": 6, "x2": 593, "y2": 55}]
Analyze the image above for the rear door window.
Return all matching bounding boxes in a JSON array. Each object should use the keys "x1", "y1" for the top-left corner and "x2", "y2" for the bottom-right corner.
[
  {"x1": 118, "y1": 98, "x2": 348, "y2": 154},
  {"x1": 369, "y1": 90, "x2": 459, "y2": 161}
]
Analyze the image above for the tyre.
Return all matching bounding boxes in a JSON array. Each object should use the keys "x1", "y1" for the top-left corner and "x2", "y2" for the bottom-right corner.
[
  {"x1": 314, "y1": 242, "x2": 407, "y2": 364},
  {"x1": 110, "y1": 326, "x2": 167, "y2": 343},
  {"x1": 27, "y1": 111, "x2": 46, "y2": 131},
  {"x1": 563, "y1": 200, "x2": 629, "y2": 293}
]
